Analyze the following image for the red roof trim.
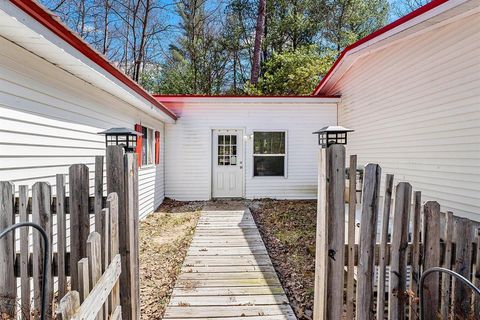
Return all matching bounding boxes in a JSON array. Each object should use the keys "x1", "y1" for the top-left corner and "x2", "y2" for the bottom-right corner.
[
  {"x1": 10, "y1": 0, "x2": 177, "y2": 120},
  {"x1": 312, "y1": 0, "x2": 450, "y2": 95}
]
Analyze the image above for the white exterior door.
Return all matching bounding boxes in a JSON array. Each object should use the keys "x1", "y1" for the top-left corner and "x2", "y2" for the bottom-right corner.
[{"x1": 212, "y1": 129, "x2": 244, "y2": 198}]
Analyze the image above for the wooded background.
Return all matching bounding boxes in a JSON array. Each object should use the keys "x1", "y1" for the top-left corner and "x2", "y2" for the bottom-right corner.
[{"x1": 40, "y1": 0, "x2": 427, "y2": 95}]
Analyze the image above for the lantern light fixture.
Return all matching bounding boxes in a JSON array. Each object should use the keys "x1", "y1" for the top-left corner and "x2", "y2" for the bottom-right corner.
[
  {"x1": 98, "y1": 127, "x2": 142, "y2": 153},
  {"x1": 313, "y1": 126, "x2": 354, "y2": 148}
]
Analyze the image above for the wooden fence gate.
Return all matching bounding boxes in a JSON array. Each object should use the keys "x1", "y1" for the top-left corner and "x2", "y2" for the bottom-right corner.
[
  {"x1": 314, "y1": 144, "x2": 480, "y2": 320},
  {"x1": 0, "y1": 146, "x2": 140, "y2": 320}
]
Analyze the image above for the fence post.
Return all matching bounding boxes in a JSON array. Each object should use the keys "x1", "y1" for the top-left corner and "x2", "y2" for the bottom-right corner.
[
  {"x1": 422, "y1": 201, "x2": 441, "y2": 320},
  {"x1": 107, "y1": 146, "x2": 139, "y2": 320},
  {"x1": 313, "y1": 147, "x2": 327, "y2": 320},
  {"x1": 388, "y1": 182, "x2": 412, "y2": 320},
  {"x1": 69, "y1": 164, "x2": 90, "y2": 291},
  {"x1": 356, "y1": 163, "x2": 381, "y2": 320},
  {"x1": 313, "y1": 144, "x2": 345, "y2": 320},
  {"x1": 376, "y1": 174, "x2": 394, "y2": 320},
  {"x1": 0, "y1": 181, "x2": 15, "y2": 318},
  {"x1": 125, "y1": 152, "x2": 140, "y2": 320}
]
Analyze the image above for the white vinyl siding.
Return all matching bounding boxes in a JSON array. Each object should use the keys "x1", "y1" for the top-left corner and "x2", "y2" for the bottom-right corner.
[
  {"x1": 0, "y1": 35, "x2": 166, "y2": 219},
  {"x1": 164, "y1": 98, "x2": 337, "y2": 200},
  {"x1": 335, "y1": 13, "x2": 480, "y2": 219}
]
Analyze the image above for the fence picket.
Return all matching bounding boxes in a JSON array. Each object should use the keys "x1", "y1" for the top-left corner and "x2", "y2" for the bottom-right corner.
[
  {"x1": 440, "y1": 211, "x2": 453, "y2": 319},
  {"x1": 87, "y1": 232, "x2": 103, "y2": 320},
  {"x1": 108, "y1": 192, "x2": 121, "y2": 314},
  {"x1": 32, "y1": 182, "x2": 53, "y2": 318},
  {"x1": 58, "y1": 291, "x2": 80, "y2": 320},
  {"x1": 346, "y1": 155, "x2": 357, "y2": 320},
  {"x1": 408, "y1": 191, "x2": 422, "y2": 320},
  {"x1": 19, "y1": 185, "x2": 31, "y2": 320},
  {"x1": 69, "y1": 164, "x2": 90, "y2": 291},
  {"x1": 376, "y1": 174, "x2": 394, "y2": 320},
  {"x1": 56, "y1": 174, "x2": 67, "y2": 300},
  {"x1": 78, "y1": 258, "x2": 90, "y2": 303},
  {"x1": 452, "y1": 217, "x2": 473, "y2": 317},
  {"x1": 474, "y1": 229, "x2": 480, "y2": 316},
  {"x1": 101, "y1": 208, "x2": 110, "y2": 319},
  {"x1": 0, "y1": 181, "x2": 16, "y2": 318},
  {"x1": 388, "y1": 182, "x2": 412, "y2": 320},
  {"x1": 422, "y1": 201, "x2": 441, "y2": 320},
  {"x1": 356, "y1": 164, "x2": 381, "y2": 320}
]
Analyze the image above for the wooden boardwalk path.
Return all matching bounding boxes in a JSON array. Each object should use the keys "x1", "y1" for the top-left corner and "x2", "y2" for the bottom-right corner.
[{"x1": 163, "y1": 208, "x2": 297, "y2": 319}]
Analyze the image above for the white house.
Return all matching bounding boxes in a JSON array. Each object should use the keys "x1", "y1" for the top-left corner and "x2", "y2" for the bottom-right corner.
[
  {"x1": 312, "y1": 0, "x2": 480, "y2": 219},
  {"x1": 0, "y1": 0, "x2": 478, "y2": 219}
]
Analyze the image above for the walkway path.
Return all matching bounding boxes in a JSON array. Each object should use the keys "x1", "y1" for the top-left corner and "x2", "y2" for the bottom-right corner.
[{"x1": 163, "y1": 206, "x2": 297, "y2": 319}]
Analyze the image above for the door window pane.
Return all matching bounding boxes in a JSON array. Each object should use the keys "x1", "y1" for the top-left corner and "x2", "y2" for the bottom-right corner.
[{"x1": 217, "y1": 134, "x2": 239, "y2": 166}]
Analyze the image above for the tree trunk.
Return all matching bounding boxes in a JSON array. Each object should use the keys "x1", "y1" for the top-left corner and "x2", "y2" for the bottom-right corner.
[{"x1": 250, "y1": 0, "x2": 266, "y2": 84}]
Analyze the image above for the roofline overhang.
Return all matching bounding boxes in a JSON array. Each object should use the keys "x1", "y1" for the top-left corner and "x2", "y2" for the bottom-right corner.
[
  {"x1": 313, "y1": 0, "x2": 478, "y2": 96},
  {"x1": 7, "y1": 0, "x2": 177, "y2": 121}
]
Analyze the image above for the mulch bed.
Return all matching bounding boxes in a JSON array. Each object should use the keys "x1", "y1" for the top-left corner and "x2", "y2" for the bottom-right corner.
[
  {"x1": 249, "y1": 199, "x2": 317, "y2": 320},
  {"x1": 139, "y1": 198, "x2": 204, "y2": 319}
]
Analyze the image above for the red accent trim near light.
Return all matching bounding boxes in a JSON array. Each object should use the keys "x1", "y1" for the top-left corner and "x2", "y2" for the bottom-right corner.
[
  {"x1": 135, "y1": 124, "x2": 143, "y2": 167},
  {"x1": 155, "y1": 131, "x2": 160, "y2": 165},
  {"x1": 9, "y1": 0, "x2": 177, "y2": 120},
  {"x1": 312, "y1": 0, "x2": 450, "y2": 95}
]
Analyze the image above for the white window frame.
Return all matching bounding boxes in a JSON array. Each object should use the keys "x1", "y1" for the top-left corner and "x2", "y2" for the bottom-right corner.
[
  {"x1": 141, "y1": 126, "x2": 156, "y2": 167},
  {"x1": 252, "y1": 130, "x2": 288, "y2": 178}
]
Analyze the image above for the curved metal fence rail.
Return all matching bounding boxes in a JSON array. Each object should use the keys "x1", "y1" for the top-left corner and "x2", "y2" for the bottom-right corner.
[
  {"x1": 420, "y1": 267, "x2": 480, "y2": 320},
  {"x1": 0, "y1": 222, "x2": 49, "y2": 320}
]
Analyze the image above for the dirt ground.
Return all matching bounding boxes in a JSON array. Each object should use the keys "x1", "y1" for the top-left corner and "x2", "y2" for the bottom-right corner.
[
  {"x1": 139, "y1": 198, "x2": 204, "y2": 319},
  {"x1": 249, "y1": 199, "x2": 317, "y2": 320},
  {"x1": 139, "y1": 198, "x2": 316, "y2": 320}
]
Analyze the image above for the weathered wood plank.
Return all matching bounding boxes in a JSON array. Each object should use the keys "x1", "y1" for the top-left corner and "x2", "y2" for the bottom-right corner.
[
  {"x1": 163, "y1": 305, "x2": 295, "y2": 318},
  {"x1": 171, "y1": 286, "x2": 286, "y2": 297},
  {"x1": 124, "y1": 152, "x2": 140, "y2": 320},
  {"x1": 422, "y1": 201, "x2": 441, "y2": 320},
  {"x1": 32, "y1": 182, "x2": 53, "y2": 318},
  {"x1": 69, "y1": 164, "x2": 90, "y2": 291},
  {"x1": 58, "y1": 291, "x2": 80, "y2": 320},
  {"x1": 108, "y1": 193, "x2": 120, "y2": 314},
  {"x1": 452, "y1": 217, "x2": 472, "y2": 317},
  {"x1": 313, "y1": 147, "x2": 327, "y2": 320},
  {"x1": 19, "y1": 185, "x2": 30, "y2": 320},
  {"x1": 356, "y1": 163, "x2": 381, "y2": 320},
  {"x1": 169, "y1": 295, "x2": 289, "y2": 306},
  {"x1": 473, "y1": 228, "x2": 480, "y2": 317},
  {"x1": 325, "y1": 144, "x2": 346, "y2": 320},
  {"x1": 347, "y1": 155, "x2": 357, "y2": 320},
  {"x1": 0, "y1": 181, "x2": 16, "y2": 318},
  {"x1": 56, "y1": 174, "x2": 67, "y2": 300},
  {"x1": 78, "y1": 258, "x2": 90, "y2": 303},
  {"x1": 388, "y1": 182, "x2": 412, "y2": 320},
  {"x1": 376, "y1": 174, "x2": 394, "y2": 320},
  {"x1": 440, "y1": 211, "x2": 453, "y2": 319},
  {"x1": 75, "y1": 255, "x2": 121, "y2": 320},
  {"x1": 87, "y1": 232, "x2": 103, "y2": 320},
  {"x1": 408, "y1": 191, "x2": 422, "y2": 320}
]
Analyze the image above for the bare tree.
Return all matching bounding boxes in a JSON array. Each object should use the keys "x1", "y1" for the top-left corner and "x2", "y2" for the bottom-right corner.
[{"x1": 250, "y1": 0, "x2": 266, "y2": 84}]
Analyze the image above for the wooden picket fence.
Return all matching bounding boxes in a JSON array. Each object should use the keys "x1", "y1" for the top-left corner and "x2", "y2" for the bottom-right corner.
[
  {"x1": 314, "y1": 144, "x2": 480, "y2": 320},
  {"x1": 0, "y1": 146, "x2": 140, "y2": 320}
]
